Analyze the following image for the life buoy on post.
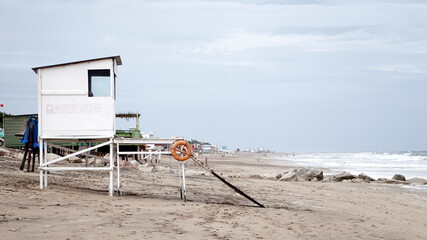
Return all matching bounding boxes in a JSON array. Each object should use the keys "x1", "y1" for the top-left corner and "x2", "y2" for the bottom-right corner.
[{"x1": 171, "y1": 140, "x2": 192, "y2": 161}]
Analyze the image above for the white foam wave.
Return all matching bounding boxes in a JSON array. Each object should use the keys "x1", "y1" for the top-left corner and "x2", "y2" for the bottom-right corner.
[{"x1": 274, "y1": 151, "x2": 427, "y2": 180}]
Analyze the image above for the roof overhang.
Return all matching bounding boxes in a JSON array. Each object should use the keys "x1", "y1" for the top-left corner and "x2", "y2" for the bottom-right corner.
[{"x1": 31, "y1": 55, "x2": 122, "y2": 73}]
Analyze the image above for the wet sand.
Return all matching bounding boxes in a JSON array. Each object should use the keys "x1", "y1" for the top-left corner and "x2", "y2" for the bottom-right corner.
[{"x1": 1, "y1": 152, "x2": 426, "y2": 239}]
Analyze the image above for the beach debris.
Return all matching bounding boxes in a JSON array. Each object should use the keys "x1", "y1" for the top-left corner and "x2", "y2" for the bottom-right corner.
[
  {"x1": 357, "y1": 173, "x2": 375, "y2": 182},
  {"x1": 392, "y1": 174, "x2": 406, "y2": 181},
  {"x1": 333, "y1": 172, "x2": 356, "y2": 181},
  {"x1": 278, "y1": 172, "x2": 297, "y2": 182}
]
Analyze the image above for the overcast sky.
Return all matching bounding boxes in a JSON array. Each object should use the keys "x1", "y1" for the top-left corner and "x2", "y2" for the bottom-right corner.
[{"x1": 1, "y1": 0, "x2": 427, "y2": 152}]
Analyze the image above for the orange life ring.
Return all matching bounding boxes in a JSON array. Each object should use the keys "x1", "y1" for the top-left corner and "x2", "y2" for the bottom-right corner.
[{"x1": 171, "y1": 140, "x2": 192, "y2": 161}]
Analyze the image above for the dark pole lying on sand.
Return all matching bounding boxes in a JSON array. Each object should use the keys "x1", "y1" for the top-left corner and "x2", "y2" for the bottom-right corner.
[{"x1": 190, "y1": 156, "x2": 266, "y2": 208}]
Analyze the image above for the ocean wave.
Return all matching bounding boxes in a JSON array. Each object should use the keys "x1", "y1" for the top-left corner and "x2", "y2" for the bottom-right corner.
[{"x1": 274, "y1": 151, "x2": 427, "y2": 179}]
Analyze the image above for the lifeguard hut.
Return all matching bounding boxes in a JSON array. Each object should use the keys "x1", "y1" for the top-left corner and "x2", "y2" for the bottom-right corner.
[
  {"x1": 33, "y1": 56, "x2": 121, "y2": 196},
  {"x1": 32, "y1": 56, "x2": 192, "y2": 197}
]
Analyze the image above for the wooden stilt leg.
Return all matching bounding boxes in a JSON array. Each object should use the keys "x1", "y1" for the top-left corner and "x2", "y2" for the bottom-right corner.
[
  {"x1": 20, "y1": 144, "x2": 29, "y2": 171},
  {"x1": 31, "y1": 148, "x2": 37, "y2": 172},
  {"x1": 27, "y1": 149, "x2": 33, "y2": 172}
]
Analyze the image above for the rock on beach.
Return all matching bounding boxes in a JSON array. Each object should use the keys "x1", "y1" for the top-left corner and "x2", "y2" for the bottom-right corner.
[
  {"x1": 392, "y1": 174, "x2": 406, "y2": 181},
  {"x1": 357, "y1": 173, "x2": 375, "y2": 182},
  {"x1": 278, "y1": 172, "x2": 297, "y2": 182},
  {"x1": 277, "y1": 168, "x2": 323, "y2": 182},
  {"x1": 333, "y1": 172, "x2": 356, "y2": 182}
]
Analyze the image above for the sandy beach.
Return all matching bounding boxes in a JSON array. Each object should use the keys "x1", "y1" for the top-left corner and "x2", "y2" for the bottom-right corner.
[{"x1": 1, "y1": 151, "x2": 427, "y2": 240}]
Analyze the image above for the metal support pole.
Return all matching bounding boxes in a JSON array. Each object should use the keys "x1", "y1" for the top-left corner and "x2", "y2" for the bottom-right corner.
[
  {"x1": 109, "y1": 139, "x2": 114, "y2": 196},
  {"x1": 179, "y1": 162, "x2": 187, "y2": 202},
  {"x1": 116, "y1": 143, "x2": 122, "y2": 196},
  {"x1": 39, "y1": 139, "x2": 44, "y2": 189},
  {"x1": 44, "y1": 140, "x2": 47, "y2": 187}
]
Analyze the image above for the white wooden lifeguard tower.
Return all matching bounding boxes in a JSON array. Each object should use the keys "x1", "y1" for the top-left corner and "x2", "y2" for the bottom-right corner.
[
  {"x1": 33, "y1": 56, "x2": 121, "y2": 196},
  {"x1": 32, "y1": 56, "x2": 192, "y2": 197}
]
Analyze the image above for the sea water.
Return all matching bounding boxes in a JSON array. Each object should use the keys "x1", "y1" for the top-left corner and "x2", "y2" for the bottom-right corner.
[{"x1": 273, "y1": 151, "x2": 427, "y2": 180}]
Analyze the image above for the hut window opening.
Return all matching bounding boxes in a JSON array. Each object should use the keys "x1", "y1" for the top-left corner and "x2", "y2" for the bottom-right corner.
[{"x1": 88, "y1": 69, "x2": 111, "y2": 97}]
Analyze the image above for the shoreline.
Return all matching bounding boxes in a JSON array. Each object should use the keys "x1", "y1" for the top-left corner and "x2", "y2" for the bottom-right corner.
[{"x1": 262, "y1": 151, "x2": 427, "y2": 180}]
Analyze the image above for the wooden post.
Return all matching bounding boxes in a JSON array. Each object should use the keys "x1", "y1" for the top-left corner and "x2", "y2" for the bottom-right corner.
[
  {"x1": 20, "y1": 144, "x2": 29, "y2": 171},
  {"x1": 32, "y1": 148, "x2": 38, "y2": 172},
  {"x1": 26, "y1": 150, "x2": 32, "y2": 172}
]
